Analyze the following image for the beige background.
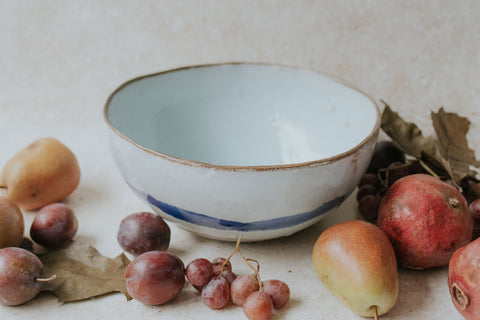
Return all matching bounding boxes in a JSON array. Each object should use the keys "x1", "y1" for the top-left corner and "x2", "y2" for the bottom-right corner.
[{"x1": 1, "y1": 1, "x2": 478, "y2": 319}]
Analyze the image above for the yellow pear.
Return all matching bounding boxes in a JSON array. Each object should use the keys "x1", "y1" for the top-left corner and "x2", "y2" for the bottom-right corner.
[
  {"x1": 312, "y1": 220, "x2": 398, "y2": 318},
  {"x1": 0, "y1": 196, "x2": 24, "y2": 248},
  {"x1": 0, "y1": 138, "x2": 80, "y2": 210}
]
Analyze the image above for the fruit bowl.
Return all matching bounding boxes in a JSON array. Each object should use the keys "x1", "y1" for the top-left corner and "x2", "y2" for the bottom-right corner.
[{"x1": 103, "y1": 63, "x2": 380, "y2": 241}]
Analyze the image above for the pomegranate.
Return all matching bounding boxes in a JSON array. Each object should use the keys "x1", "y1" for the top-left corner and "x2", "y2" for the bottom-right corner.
[
  {"x1": 377, "y1": 174, "x2": 473, "y2": 269},
  {"x1": 448, "y1": 238, "x2": 480, "y2": 320}
]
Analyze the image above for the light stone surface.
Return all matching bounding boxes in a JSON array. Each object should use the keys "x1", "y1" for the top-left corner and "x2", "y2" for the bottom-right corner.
[{"x1": 1, "y1": 1, "x2": 478, "y2": 319}]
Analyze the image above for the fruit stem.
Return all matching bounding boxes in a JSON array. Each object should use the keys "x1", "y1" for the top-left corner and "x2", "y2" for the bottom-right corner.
[
  {"x1": 418, "y1": 159, "x2": 439, "y2": 179},
  {"x1": 373, "y1": 305, "x2": 379, "y2": 320},
  {"x1": 225, "y1": 236, "x2": 263, "y2": 290},
  {"x1": 35, "y1": 274, "x2": 57, "y2": 282}
]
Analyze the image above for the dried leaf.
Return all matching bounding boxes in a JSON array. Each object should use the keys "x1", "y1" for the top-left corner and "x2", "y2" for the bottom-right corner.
[
  {"x1": 39, "y1": 241, "x2": 131, "y2": 302},
  {"x1": 431, "y1": 107, "x2": 480, "y2": 184},
  {"x1": 380, "y1": 101, "x2": 438, "y2": 158}
]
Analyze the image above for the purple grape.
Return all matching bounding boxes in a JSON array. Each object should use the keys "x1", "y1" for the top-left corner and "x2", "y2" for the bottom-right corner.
[
  {"x1": 358, "y1": 194, "x2": 380, "y2": 222},
  {"x1": 356, "y1": 184, "x2": 378, "y2": 201},
  {"x1": 358, "y1": 173, "x2": 380, "y2": 188}
]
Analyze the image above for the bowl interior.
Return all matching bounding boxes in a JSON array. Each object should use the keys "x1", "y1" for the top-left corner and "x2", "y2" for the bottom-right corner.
[{"x1": 106, "y1": 64, "x2": 378, "y2": 167}]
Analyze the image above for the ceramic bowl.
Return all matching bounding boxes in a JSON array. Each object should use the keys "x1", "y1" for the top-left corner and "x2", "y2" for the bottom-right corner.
[{"x1": 104, "y1": 63, "x2": 380, "y2": 241}]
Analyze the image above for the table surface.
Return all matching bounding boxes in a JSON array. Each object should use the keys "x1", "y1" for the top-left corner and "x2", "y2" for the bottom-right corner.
[{"x1": 1, "y1": 1, "x2": 479, "y2": 319}]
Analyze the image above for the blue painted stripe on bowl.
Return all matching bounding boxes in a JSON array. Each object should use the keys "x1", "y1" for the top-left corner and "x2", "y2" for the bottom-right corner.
[{"x1": 143, "y1": 193, "x2": 345, "y2": 232}]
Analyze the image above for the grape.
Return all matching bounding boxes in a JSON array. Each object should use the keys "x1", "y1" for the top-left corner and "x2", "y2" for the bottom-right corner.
[
  {"x1": 125, "y1": 251, "x2": 185, "y2": 305},
  {"x1": 201, "y1": 275, "x2": 230, "y2": 309},
  {"x1": 358, "y1": 173, "x2": 380, "y2": 188},
  {"x1": 221, "y1": 270, "x2": 237, "y2": 285},
  {"x1": 117, "y1": 212, "x2": 170, "y2": 256},
  {"x1": 0, "y1": 247, "x2": 46, "y2": 305},
  {"x1": 461, "y1": 178, "x2": 480, "y2": 204},
  {"x1": 470, "y1": 199, "x2": 480, "y2": 221},
  {"x1": 230, "y1": 274, "x2": 260, "y2": 306},
  {"x1": 243, "y1": 291, "x2": 273, "y2": 320},
  {"x1": 385, "y1": 161, "x2": 410, "y2": 186},
  {"x1": 211, "y1": 257, "x2": 232, "y2": 275},
  {"x1": 262, "y1": 279, "x2": 290, "y2": 308},
  {"x1": 30, "y1": 203, "x2": 78, "y2": 249},
  {"x1": 367, "y1": 140, "x2": 406, "y2": 173},
  {"x1": 358, "y1": 194, "x2": 380, "y2": 222},
  {"x1": 356, "y1": 184, "x2": 378, "y2": 201},
  {"x1": 186, "y1": 258, "x2": 214, "y2": 291}
]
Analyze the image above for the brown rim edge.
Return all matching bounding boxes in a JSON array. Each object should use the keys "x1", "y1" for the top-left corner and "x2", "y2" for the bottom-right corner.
[{"x1": 103, "y1": 62, "x2": 381, "y2": 172}]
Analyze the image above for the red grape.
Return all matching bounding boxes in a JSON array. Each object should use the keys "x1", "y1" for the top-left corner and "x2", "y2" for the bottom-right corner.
[
  {"x1": 0, "y1": 247, "x2": 46, "y2": 305},
  {"x1": 221, "y1": 270, "x2": 237, "y2": 285},
  {"x1": 262, "y1": 279, "x2": 290, "y2": 308},
  {"x1": 211, "y1": 257, "x2": 232, "y2": 275},
  {"x1": 186, "y1": 258, "x2": 214, "y2": 291},
  {"x1": 243, "y1": 291, "x2": 273, "y2": 320},
  {"x1": 125, "y1": 251, "x2": 185, "y2": 305},
  {"x1": 201, "y1": 275, "x2": 230, "y2": 309},
  {"x1": 230, "y1": 274, "x2": 260, "y2": 306},
  {"x1": 30, "y1": 203, "x2": 78, "y2": 249},
  {"x1": 117, "y1": 212, "x2": 170, "y2": 256}
]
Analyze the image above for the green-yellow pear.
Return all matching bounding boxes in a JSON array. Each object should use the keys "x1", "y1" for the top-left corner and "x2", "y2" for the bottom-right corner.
[
  {"x1": 312, "y1": 220, "x2": 398, "y2": 318},
  {"x1": 0, "y1": 196, "x2": 24, "y2": 248},
  {"x1": 0, "y1": 138, "x2": 80, "y2": 211}
]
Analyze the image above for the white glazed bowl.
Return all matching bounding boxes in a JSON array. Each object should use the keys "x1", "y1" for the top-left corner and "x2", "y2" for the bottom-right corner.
[{"x1": 104, "y1": 63, "x2": 380, "y2": 241}]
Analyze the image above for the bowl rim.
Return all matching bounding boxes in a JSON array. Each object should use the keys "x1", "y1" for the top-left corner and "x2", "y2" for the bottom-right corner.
[{"x1": 103, "y1": 62, "x2": 381, "y2": 172}]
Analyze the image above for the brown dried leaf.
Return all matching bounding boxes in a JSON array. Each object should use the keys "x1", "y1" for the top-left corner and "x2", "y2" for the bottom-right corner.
[
  {"x1": 39, "y1": 241, "x2": 131, "y2": 302},
  {"x1": 431, "y1": 107, "x2": 480, "y2": 184},
  {"x1": 380, "y1": 102, "x2": 438, "y2": 158}
]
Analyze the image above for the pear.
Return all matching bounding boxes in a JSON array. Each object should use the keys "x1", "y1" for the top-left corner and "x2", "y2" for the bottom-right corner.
[
  {"x1": 312, "y1": 220, "x2": 398, "y2": 318},
  {"x1": 0, "y1": 196, "x2": 24, "y2": 249},
  {"x1": 0, "y1": 138, "x2": 80, "y2": 210}
]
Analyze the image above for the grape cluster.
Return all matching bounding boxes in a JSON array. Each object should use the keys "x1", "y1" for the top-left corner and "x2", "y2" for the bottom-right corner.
[
  {"x1": 357, "y1": 141, "x2": 410, "y2": 222},
  {"x1": 185, "y1": 238, "x2": 290, "y2": 320}
]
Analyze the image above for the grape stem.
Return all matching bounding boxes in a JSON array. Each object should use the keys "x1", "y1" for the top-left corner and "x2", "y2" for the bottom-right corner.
[
  {"x1": 373, "y1": 306, "x2": 379, "y2": 320},
  {"x1": 418, "y1": 159, "x2": 439, "y2": 179},
  {"x1": 223, "y1": 236, "x2": 263, "y2": 291},
  {"x1": 35, "y1": 274, "x2": 57, "y2": 282}
]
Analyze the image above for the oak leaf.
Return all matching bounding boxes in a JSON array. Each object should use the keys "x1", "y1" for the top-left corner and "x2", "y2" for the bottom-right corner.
[{"x1": 39, "y1": 241, "x2": 131, "y2": 302}]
